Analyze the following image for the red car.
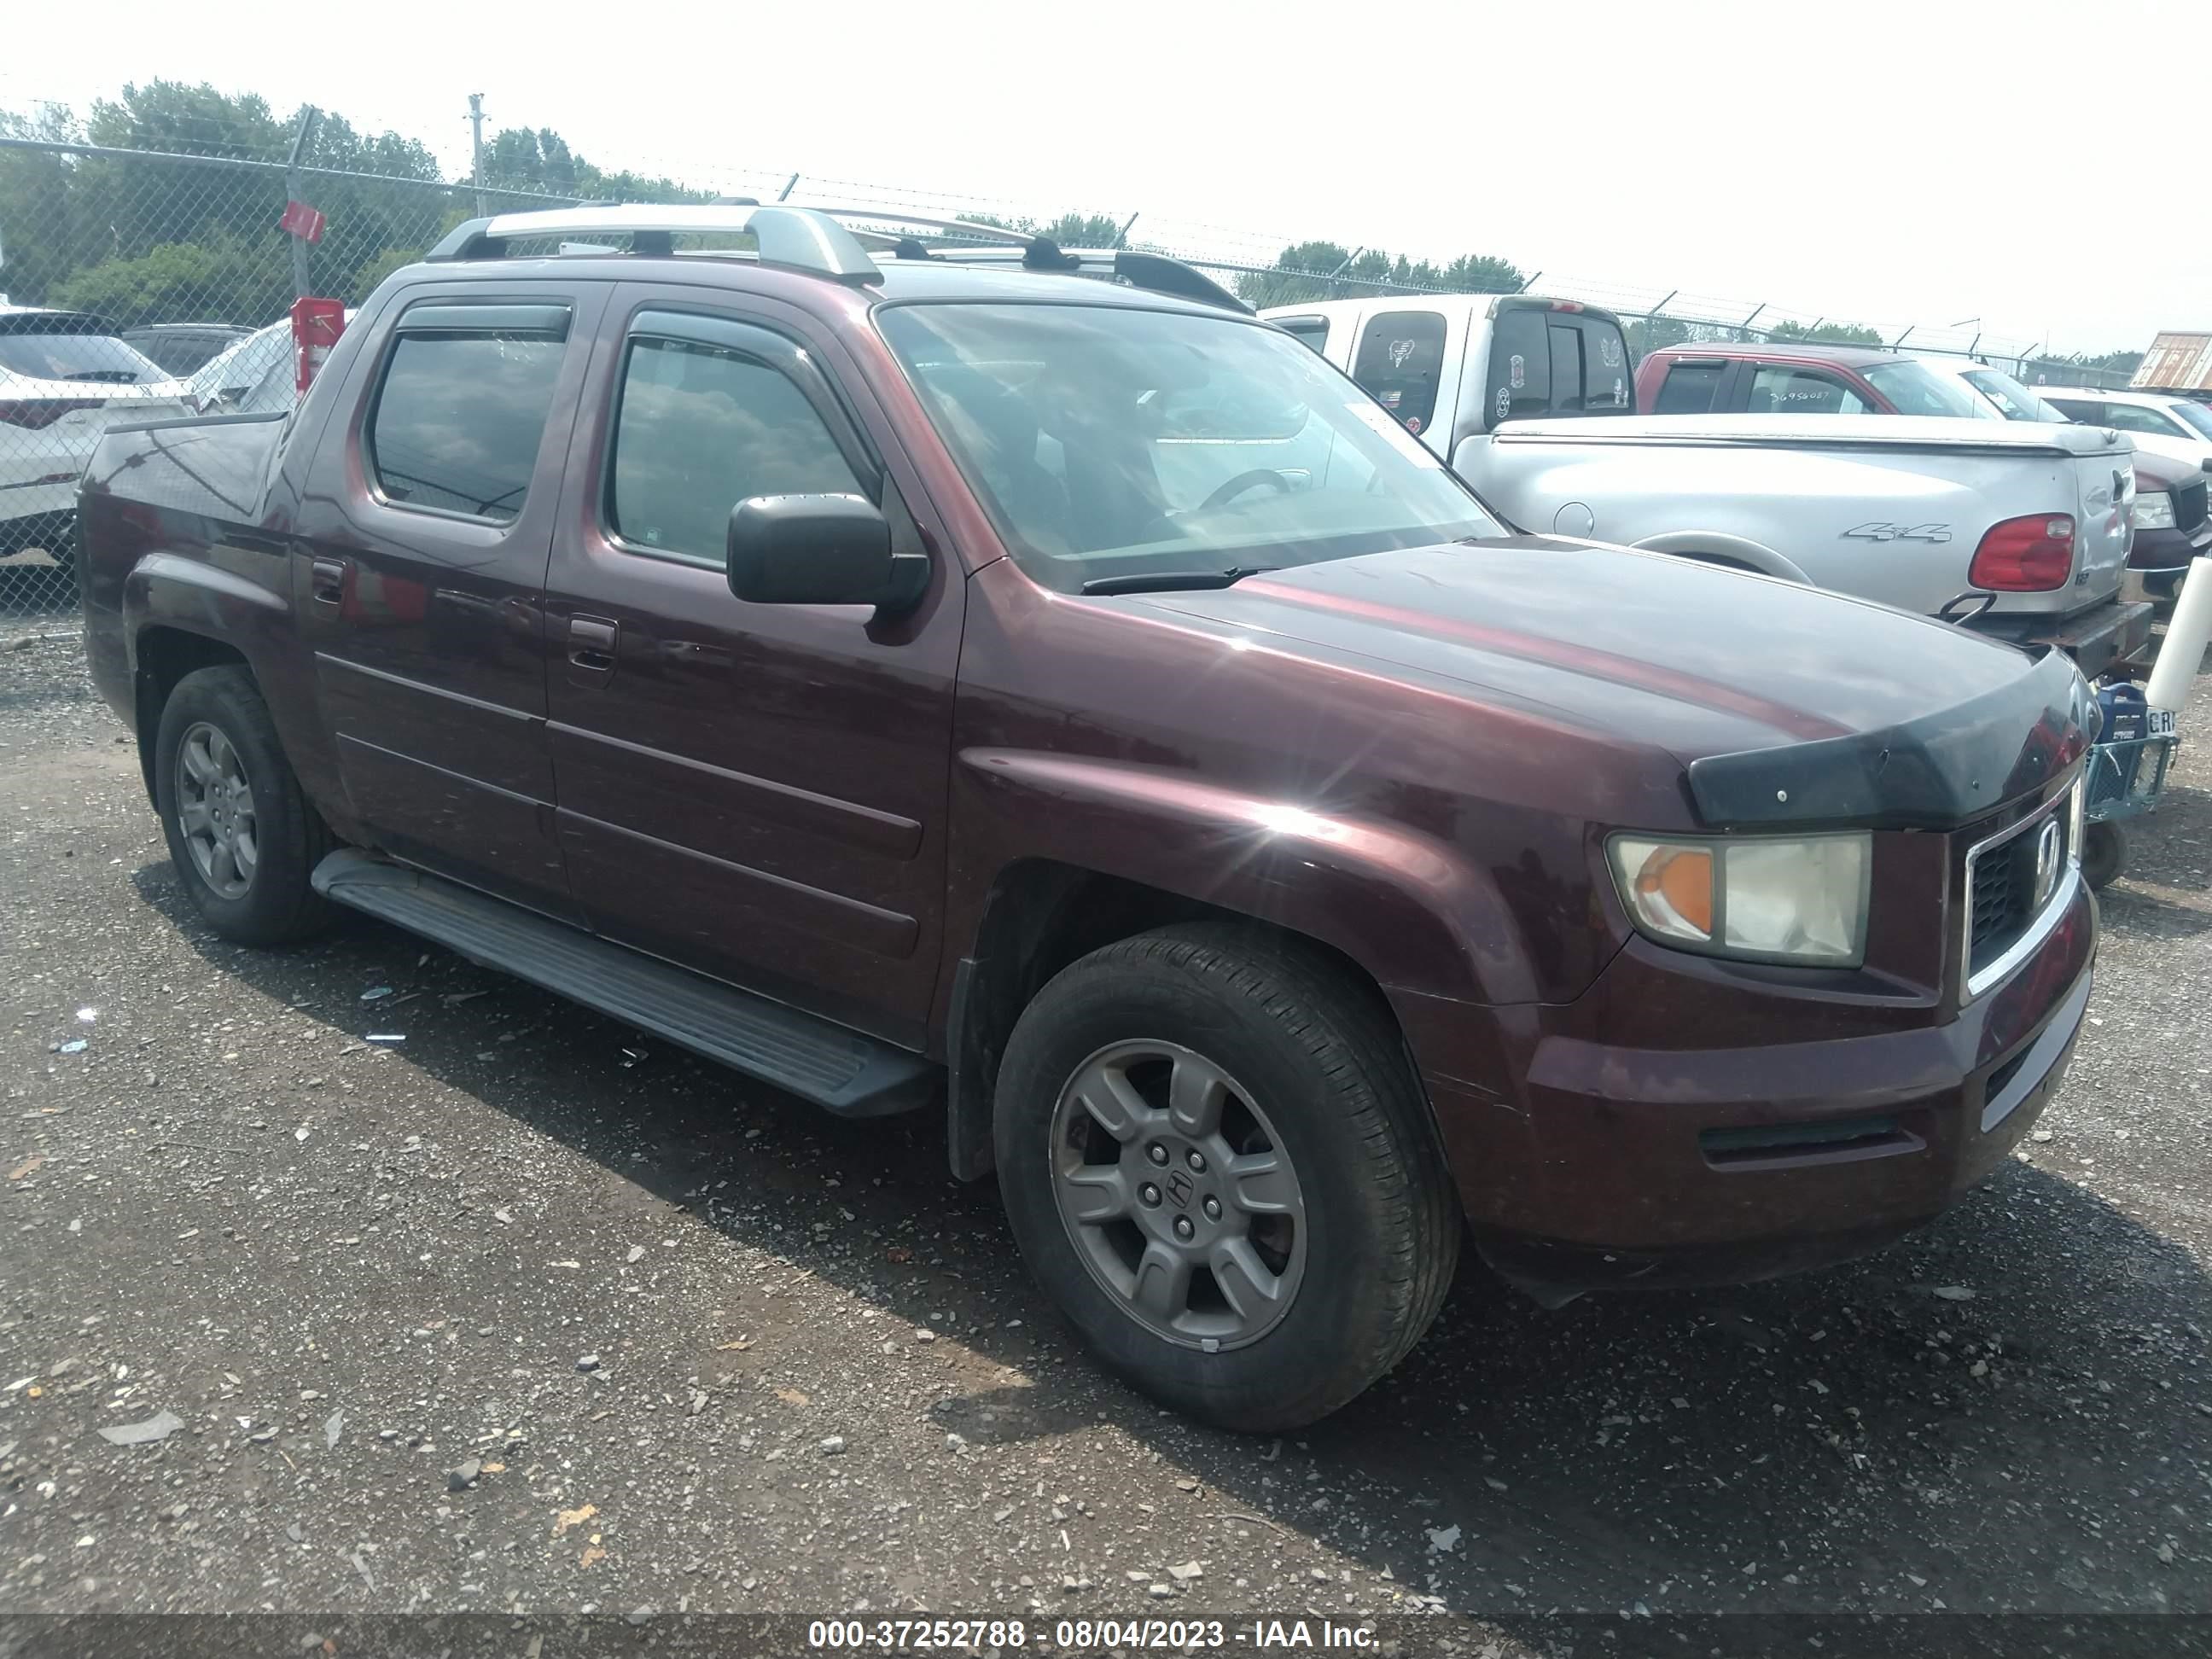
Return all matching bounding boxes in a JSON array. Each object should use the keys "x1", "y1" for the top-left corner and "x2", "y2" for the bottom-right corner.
[{"x1": 77, "y1": 208, "x2": 2098, "y2": 1429}]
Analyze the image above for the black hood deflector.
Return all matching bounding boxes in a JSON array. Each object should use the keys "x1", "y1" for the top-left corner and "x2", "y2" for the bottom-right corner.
[{"x1": 1686, "y1": 649, "x2": 2095, "y2": 830}]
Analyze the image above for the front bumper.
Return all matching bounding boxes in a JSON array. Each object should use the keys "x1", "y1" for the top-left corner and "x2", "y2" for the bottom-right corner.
[
  {"x1": 1411, "y1": 882, "x2": 2097, "y2": 1299},
  {"x1": 2123, "y1": 521, "x2": 2211, "y2": 603}
]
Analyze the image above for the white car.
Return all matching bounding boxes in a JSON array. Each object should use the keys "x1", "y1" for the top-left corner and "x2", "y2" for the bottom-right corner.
[
  {"x1": 2032, "y1": 385, "x2": 2212, "y2": 467},
  {"x1": 183, "y1": 311, "x2": 362, "y2": 418},
  {"x1": 183, "y1": 319, "x2": 299, "y2": 416},
  {"x1": 1, "y1": 306, "x2": 194, "y2": 568}
]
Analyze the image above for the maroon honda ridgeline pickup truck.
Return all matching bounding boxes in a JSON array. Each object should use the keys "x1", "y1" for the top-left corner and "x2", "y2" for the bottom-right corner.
[{"x1": 79, "y1": 207, "x2": 2098, "y2": 1430}]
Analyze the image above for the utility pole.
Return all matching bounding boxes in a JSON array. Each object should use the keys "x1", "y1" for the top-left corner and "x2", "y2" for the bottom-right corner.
[
  {"x1": 285, "y1": 106, "x2": 320, "y2": 300},
  {"x1": 469, "y1": 94, "x2": 487, "y2": 216}
]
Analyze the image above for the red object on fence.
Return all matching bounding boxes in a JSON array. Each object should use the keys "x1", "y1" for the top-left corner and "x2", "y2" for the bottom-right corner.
[
  {"x1": 278, "y1": 200, "x2": 326, "y2": 243},
  {"x1": 291, "y1": 297, "x2": 346, "y2": 394}
]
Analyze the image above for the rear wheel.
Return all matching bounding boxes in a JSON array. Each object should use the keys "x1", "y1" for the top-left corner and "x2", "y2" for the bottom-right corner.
[
  {"x1": 994, "y1": 924, "x2": 1458, "y2": 1430},
  {"x1": 154, "y1": 666, "x2": 335, "y2": 945}
]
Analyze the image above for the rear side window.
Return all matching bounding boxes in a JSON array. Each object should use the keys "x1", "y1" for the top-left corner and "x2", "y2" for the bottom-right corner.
[
  {"x1": 1273, "y1": 316, "x2": 1330, "y2": 354},
  {"x1": 1578, "y1": 317, "x2": 1632, "y2": 411},
  {"x1": 1749, "y1": 365, "x2": 1870, "y2": 416},
  {"x1": 1547, "y1": 324, "x2": 1583, "y2": 412},
  {"x1": 2169, "y1": 400, "x2": 2212, "y2": 440},
  {"x1": 609, "y1": 336, "x2": 863, "y2": 565},
  {"x1": 1654, "y1": 362, "x2": 1727, "y2": 413},
  {"x1": 367, "y1": 330, "x2": 565, "y2": 522},
  {"x1": 1350, "y1": 311, "x2": 1447, "y2": 436},
  {"x1": 2041, "y1": 397, "x2": 2101, "y2": 424},
  {"x1": 2094, "y1": 401, "x2": 2192, "y2": 439},
  {"x1": 1484, "y1": 309, "x2": 1551, "y2": 426}
]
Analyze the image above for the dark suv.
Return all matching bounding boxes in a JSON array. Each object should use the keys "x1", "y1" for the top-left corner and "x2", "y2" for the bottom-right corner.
[{"x1": 79, "y1": 207, "x2": 2098, "y2": 1429}]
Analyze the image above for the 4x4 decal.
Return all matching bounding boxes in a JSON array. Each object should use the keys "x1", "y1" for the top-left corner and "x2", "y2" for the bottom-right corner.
[{"x1": 1841, "y1": 521, "x2": 1953, "y2": 544}]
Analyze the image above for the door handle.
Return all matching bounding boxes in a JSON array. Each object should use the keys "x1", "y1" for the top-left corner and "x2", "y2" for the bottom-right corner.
[
  {"x1": 311, "y1": 556, "x2": 347, "y2": 607},
  {"x1": 567, "y1": 615, "x2": 620, "y2": 685}
]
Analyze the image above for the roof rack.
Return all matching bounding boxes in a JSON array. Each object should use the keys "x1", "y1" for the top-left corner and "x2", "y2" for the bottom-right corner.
[
  {"x1": 426, "y1": 204, "x2": 882, "y2": 282},
  {"x1": 422, "y1": 201, "x2": 1249, "y2": 312},
  {"x1": 903, "y1": 243, "x2": 1248, "y2": 314}
]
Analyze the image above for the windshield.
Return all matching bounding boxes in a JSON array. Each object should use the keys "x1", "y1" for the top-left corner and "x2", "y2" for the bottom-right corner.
[
  {"x1": 876, "y1": 302, "x2": 1502, "y2": 591},
  {"x1": 1961, "y1": 367, "x2": 2068, "y2": 422},
  {"x1": 1861, "y1": 358, "x2": 1989, "y2": 419},
  {"x1": 187, "y1": 323, "x2": 293, "y2": 410},
  {"x1": 0, "y1": 331, "x2": 166, "y2": 385},
  {"x1": 2166, "y1": 399, "x2": 2212, "y2": 441}
]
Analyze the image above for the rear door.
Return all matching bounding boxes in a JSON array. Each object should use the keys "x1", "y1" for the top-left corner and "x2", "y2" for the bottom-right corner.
[
  {"x1": 295, "y1": 282, "x2": 608, "y2": 917},
  {"x1": 1744, "y1": 363, "x2": 1875, "y2": 415},
  {"x1": 1646, "y1": 357, "x2": 1739, "y2": 414}
]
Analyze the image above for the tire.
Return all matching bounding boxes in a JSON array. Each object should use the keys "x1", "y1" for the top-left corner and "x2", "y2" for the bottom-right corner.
[
  {"x1": 154, "y1": 665, "x2": 335, "y2": 945},
  {"x1": 2081, "y1": 820, "x2": 2128, "y2": 892},
  {"x1": 993, "y1": 923, "x2": 1458, "y2": 1431}
]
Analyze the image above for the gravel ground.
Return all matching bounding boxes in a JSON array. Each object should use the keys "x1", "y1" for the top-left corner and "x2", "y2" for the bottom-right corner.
[{"x1": 1, "y1": 628, "x2": 2209, "y2": 1645}]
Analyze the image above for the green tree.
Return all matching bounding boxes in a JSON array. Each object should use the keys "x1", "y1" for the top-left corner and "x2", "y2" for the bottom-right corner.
[
  {"x1": 1, "y1": 83, "x2": 469, "y2": 325},
  {"x1": 958, "y1": 209, "x2": 1126, "y2": 246},
  {"x1": 1440, "y1": 253, "x2": 1522, "y2": 294},
  {"x1": 51, "y1": 232, "x2": 291, "y2": 326},
  {"x1": 2022, "y1": 348, "x2": 2143, "y2": 389},
  {"x1": 1236, "y1": 240, "x2": 1523, "y2": 306},
  {"x1": 479, "y1": 126, "x2": 710, "y2": 205},
  {"x1": 0, "y1": 104, "x2": 94, "y2": 306},
  {"x1": 1764, "y1": 319, "x2": 1884, "y2": 346},
  {"x1": 1627, "y1": 313, "x2": 1695, "y2": 364}
]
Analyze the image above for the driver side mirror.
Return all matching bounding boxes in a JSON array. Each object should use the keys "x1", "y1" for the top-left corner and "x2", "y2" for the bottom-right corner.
[{"x1": 725, "y1": 493, "x2": 928, "y2": 614}]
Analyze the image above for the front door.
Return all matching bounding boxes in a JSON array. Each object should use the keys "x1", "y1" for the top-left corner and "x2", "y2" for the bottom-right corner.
[
  {"x1": 542, "y1": 287, "x2": 963, "y2": 1047},
  {"x1": 296, "y1": 283, "x2": 608, "y2": 917}
]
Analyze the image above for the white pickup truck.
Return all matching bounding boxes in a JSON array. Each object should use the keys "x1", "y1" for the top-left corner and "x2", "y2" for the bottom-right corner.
[{"x1": 1266, "y1": 294, "x2": 2149, "y2": 672}]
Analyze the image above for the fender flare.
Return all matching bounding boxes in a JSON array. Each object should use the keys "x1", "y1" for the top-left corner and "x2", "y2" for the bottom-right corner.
[
  {"x1": 956, "y1": 748, "x2": 1542, "y2": 1010},
  {"x1": 1630, "y1": 530, "x2": 1810, "y2": 585}
]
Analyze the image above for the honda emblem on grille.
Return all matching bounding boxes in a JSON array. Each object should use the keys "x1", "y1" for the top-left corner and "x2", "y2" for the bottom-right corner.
[{"x1": 2033, "y1": 818, "x2": 2064, "y2": 910}]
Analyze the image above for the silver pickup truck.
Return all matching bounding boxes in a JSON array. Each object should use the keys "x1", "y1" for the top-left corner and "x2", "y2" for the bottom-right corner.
[{"x1": 1269, "y1": 295, "x2": 2149, "y2": 672}]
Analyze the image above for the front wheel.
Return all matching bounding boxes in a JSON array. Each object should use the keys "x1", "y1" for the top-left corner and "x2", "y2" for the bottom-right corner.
[
  {"x1": 994, "y1": 924, "x2": 1458, "y2": 1431},
  {"x1": 154, "y1": 665, "x2": 335, "y2": 945},
  {"x1": 2081, "y1": 819, "x2": 2128, "y2": 892}
]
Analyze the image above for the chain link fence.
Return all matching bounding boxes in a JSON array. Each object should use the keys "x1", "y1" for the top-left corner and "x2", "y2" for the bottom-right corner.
[
  {"x1": 0, "y1": 114, "x2": 579, "y2": 621},
  {"x1": 0, "y1": 95, "x2": 2136, "y2": 625}
]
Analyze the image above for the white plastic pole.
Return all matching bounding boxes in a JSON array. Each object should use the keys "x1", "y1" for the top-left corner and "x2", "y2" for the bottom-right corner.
[{"x1": 2145, "y1": 556, "x2": 2212, "y2": 713}]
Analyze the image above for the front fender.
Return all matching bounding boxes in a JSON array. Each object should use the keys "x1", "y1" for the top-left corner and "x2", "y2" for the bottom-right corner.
[{"x1": 953, "y1": 748, "x2": 1542, "y2": 1010}]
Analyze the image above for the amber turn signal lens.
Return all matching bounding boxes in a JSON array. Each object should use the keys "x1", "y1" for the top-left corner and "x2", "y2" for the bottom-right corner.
[{"x1": 1633, "y1": 846, "x2": 1714, "y2": 937}]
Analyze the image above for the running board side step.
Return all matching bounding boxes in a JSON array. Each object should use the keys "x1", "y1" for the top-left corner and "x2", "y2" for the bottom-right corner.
[{"x1": 312, "y1": 851, "x2": 936, "y2": 1117}]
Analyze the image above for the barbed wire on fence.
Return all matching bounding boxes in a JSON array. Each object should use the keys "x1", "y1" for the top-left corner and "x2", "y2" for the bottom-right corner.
[{"x1": 0, "y1": 95, "x2": 2145, "y2": 620}]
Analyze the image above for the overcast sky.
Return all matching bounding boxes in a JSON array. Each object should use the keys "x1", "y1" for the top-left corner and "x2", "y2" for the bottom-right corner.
[{"x1": 9, "y1": 0, "x2": 2206, "y2": 355}]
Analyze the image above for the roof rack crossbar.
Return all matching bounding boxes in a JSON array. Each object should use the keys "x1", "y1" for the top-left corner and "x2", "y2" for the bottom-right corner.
[
  {"x1": 426, "y1": 204, "x2": 882, "y2": 283},
  {"x1": 418, "y1": 202, "x2": 1250, "y2": 312},
  {"x1": 921, "y1": 245, "x2": 1250, "y2": 314}
]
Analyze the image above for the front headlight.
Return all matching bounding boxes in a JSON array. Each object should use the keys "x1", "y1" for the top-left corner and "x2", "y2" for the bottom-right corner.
[
  {"x1": 2133, "y1": 492, "x2": 2176, "y2": 530},
  {"x1": 1609, "y1": 833, "x2": 1871, "y2": 965}
]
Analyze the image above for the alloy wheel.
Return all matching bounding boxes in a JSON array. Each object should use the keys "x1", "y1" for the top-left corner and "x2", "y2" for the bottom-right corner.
[{"x1": 1048, "y1": 1039, "x2": 1307, "y2": 1351}]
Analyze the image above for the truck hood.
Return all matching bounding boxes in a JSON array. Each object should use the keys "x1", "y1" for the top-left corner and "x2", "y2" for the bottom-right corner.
[
  {"x1": 1495, "y1": 411, "x2": 2134, "y2": 458},
  {"x1": 1137, "y1": 538, "x2": 2094, "y2": 830},
  {"x1": 2125, "y1": 437, "x2": 2212, "y2": 480}
]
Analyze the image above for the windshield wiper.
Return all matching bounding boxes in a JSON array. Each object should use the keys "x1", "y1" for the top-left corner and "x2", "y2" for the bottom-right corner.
[{"x1": 1081, "y1": 565, "x2": 1275, "y2": 597}]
